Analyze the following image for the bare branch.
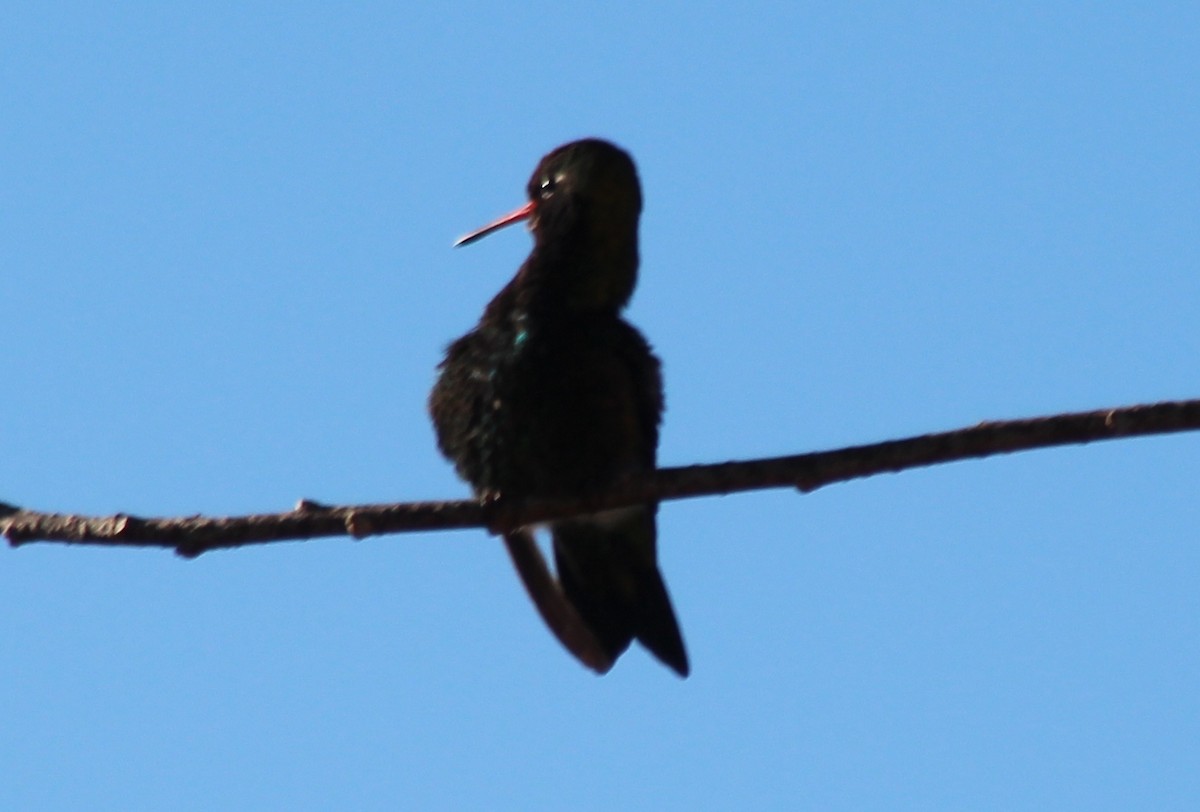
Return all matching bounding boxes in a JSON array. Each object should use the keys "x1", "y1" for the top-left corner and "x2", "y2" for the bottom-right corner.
[{"x1": 4, "y1": 398, "x2": 1198, "y2": 557}]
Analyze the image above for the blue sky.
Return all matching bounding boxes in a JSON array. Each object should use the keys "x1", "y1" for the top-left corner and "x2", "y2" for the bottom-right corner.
[{"x1": 3, "y1": 4, "x2": 1199, "y2": 809}]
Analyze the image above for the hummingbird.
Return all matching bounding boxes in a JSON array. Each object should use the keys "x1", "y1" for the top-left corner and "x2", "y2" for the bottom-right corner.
[{"x1": 429, "y1": 138, "x2": 689, "y2": 677}]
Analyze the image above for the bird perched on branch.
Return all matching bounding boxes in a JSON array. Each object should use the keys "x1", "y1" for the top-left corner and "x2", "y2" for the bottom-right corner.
[{"x1": 429, "y1": 138, "x2": 689, "y2": 677}]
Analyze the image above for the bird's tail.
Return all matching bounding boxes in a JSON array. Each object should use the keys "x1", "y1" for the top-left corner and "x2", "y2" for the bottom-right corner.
[
  {"x1": 551, "y1": 507, "x2": 689, "y2": 677},
  {"x1": 502, "y1": 530, "x2": 615, "y2": 674}
]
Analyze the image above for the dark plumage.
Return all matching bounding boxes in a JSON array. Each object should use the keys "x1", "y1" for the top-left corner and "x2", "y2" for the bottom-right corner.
[{"x1": 429, "y1": 139, "x2": 688, "y2": 677}]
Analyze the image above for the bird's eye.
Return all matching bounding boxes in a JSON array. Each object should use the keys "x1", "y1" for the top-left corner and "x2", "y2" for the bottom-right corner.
[{"x1": 539, "y1": 175, "x2": 559, "y2": 199}]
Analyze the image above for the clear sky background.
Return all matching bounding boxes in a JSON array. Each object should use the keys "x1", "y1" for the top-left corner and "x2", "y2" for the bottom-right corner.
[{"x1": 3, "y1": 4, "x2": 1198, "y2": 810}]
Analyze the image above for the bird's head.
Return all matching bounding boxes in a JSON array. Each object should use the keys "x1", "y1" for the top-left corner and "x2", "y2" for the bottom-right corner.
[{"x1": 456, "y1": 138, "x2": 643, "y2": 310}]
